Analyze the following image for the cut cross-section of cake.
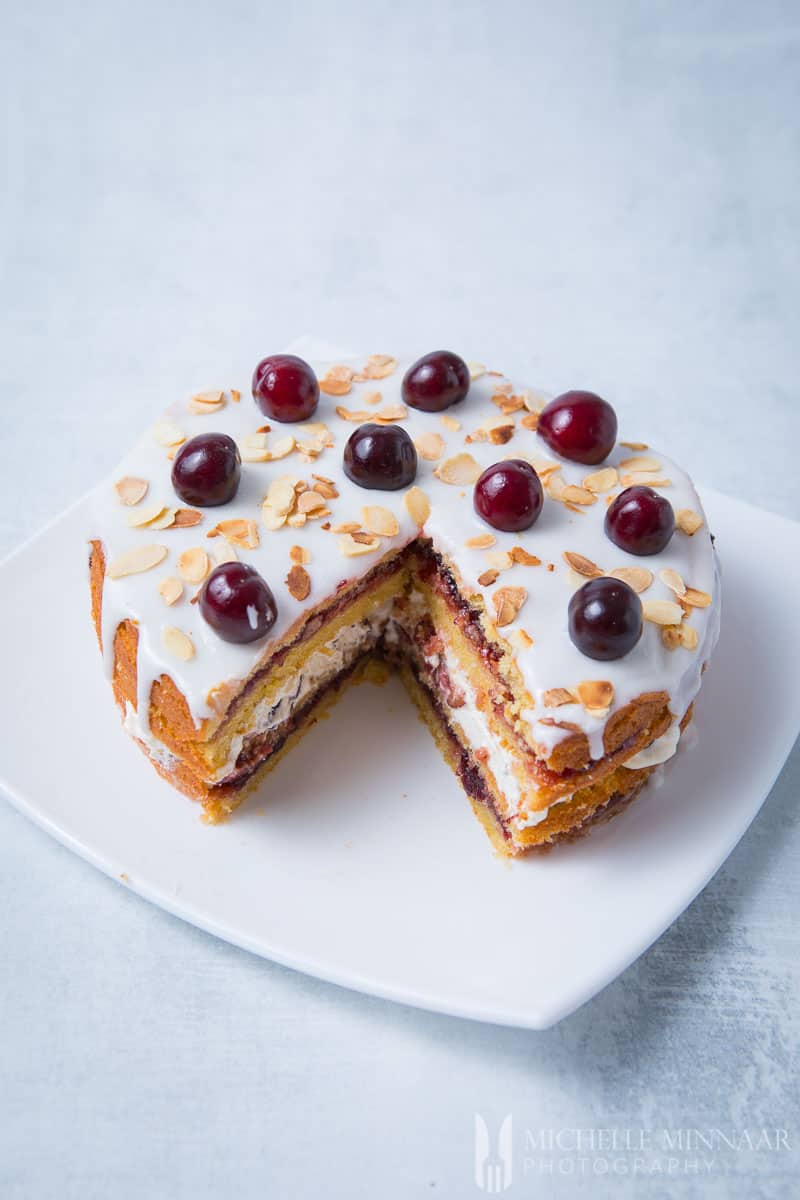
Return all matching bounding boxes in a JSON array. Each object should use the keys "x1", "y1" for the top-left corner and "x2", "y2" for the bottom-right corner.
[{"x1": 88, "y1": 348, "x2": 720, "y2": 854}]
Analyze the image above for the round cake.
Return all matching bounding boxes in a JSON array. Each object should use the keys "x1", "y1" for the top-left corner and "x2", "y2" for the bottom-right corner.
[{"x1": 88, "y1": 345, "x2": 720, "y2": 854}]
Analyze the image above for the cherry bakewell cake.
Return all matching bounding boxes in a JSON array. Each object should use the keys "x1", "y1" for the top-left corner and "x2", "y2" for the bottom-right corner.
[{"x1": 88, "y1": 346, "x2": 720, "y2": 855}]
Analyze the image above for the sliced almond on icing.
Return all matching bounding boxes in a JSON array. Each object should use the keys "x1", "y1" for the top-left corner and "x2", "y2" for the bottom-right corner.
[
  {"x1": 434, "y1": 453, "x2": 482, "y2": 485},
  {"x1": 465, "y1": 533, "x2": 496, "y2": 549},
  {"x1": 683, "y1": 586, "x2": 712, "y2": 609},
  {"x1": 107, "y1": 544, "x2": 168, "y2": 579},
  {"x1": 335, "y1": 406, "x2": 372, "y2": 422},
  {"x1": 404, "y1": 486, "x2": 430, "y2": 525},
  {"x1": 152, "y1": 421, "x2": 186, "y2": 447},
  {"x1": 659, "y1": 567, "x2": 686, "y2": 597},
  {"x1": 643, "y1": 598, "x2": 684, "y2": 625},
  {"x1": 510, "y1": 546, "x2": 541, "y2": 566},
  {"x1": 127, "y1": 502, "x2": 169, "y2": 528},
  {"x1": 172, "y1": 508, "x2": 203, "y2": 528},
  {"x1": 362, "y1": 354, "x2": 397, "y2": 380},
  {"x1": 290, "y1": 545, "x2": 311, "y2": 564},
  {"x1": 364, "y1": 391, "x2": 382, "y2": 405},
  {"x1": 311, "y1": 474, "x2": 339, "y2": 499},
  {"x1": 681, "y1": 623, "x2": 699, "y2": 649},
  {"x1": 486, "y1": 550, "x2": 513, "y2": 572},
  {"x1": 330, "y1": 521, "x2": 361, "y2": 534},
  {"x1": 511, "y1": 628, "x2": 534, "y2": 649},
  {"x1": 230, "y1": 388, "x2": 241, "y2": 403},
  {"x1": 478, "y1": 569, "x2": 499, "y2": 587},
  {"x1": 561, "y1": 484, "x2": 597, "y2": 506},
  {"x1": 286, "y1": 512, "x2": 307, "y2": 529},
  {"x1": 286, "y1": 564, "x2": 311, "y2": 601},
  {"x1": 492, "y1": 585, "x2": 527, "y2": 627},
  {"x1": 660, "y1": 624, "x2": 683, "y2": 650},
  {"x1": 608, "y1": 566, "x2": 653, "y2": 593},
  {"x1": 621, "y1": 472, "x2": 672, "y2": 488},
  {"x1": 620, "y1": 440, "x2": 648, "y2": 451},
  {"x1": 361, "y1": 505, "x2": 400, "y2": 537},
  {"x1": 414, "y1": 431, "x2": 445, "y2": 461},
  {"x1": 212, "y1": 544, "x2": 238, "y2": 565},
  {"x1": 147, "y1": 507, "x2": 179, "y2": 531},
  {"x1": 115, "y1": 476, "x2": 149, "y2": 506},
  {"x1": 520, "y1": 412, "x2": 540, "y2": 431},
  {"x1": 563, "y1": 551, "x2": 602, "y2": 578},
  {"x1": 619, "y1": 455, "x2": 661, "y2": 472},
  {"x1": 297, "y1": 490, "x2": 327, "y2": 515},
  {"x1": 338, "y1": 533, "x2": 381, "y2": 557},
  {"x1": 262, "y1": 505, "x2": 287, "y2": 532},
  {"x1": 576, "y1": 679, "x2": 614, "y2": 713},
  {"x1": 467, "y1": 361, "x2": 486, "y2": 380},
  {"x1": 158, "y1": 576, "x2": 183, "y2": 606},
  {"x1": 545, "y1": 470, "x2": 566, "y2": 499},
  {"x1": 178, "y1": 547, "x2": 211, "y2": 583},
  {"x1": 320, "y1": 365, "x2": 355, "y2": 396},
  {"x1": 191, "y1": 388, "x2": 224, "y2": 406},
  {"x1": 373, "y1": 404, "x2": 408, "y2": 424},
  {"x1": 162, "y1": 626, "x2": 195, "y2": 661},
  {"x1": 543, "y1": 687, "x2": 578, "y2": 707},
  {"x1": 209, "y1": 519, "x2": 260, "y2": 549},
  {"x1": 583, "y1": 467, "x2": 618, "y2": 493},
  {"x1": 676, "y1": 508, "x2": 704, "y2": 535},
  {"x1": 439, "y1": 414, "x2": 461, "y2": 431}
]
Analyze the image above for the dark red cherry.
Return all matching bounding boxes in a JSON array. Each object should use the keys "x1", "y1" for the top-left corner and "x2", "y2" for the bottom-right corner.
[
  {"x1": 199, "y1": 562, "x2": 277, "y2": 644},
  {"x1": 343, "y1": 423, "x2": 417, "y2": 490},
  {"x1": 568, "y1": 577, "x2": 643, "y2": 661},
  {"x1": 473, "y1": 459, "x2": 543, "y2": 532},
  {"x1": 171, "y1": 433, "x2": 241, "y2": 507},
  {"x1": 537, "y1": 391, "x2": 617, "y2": 465},
  {"x1": 401, "y1": 351, "x2": 470, "y2": 412},
  {"x1": 605, "y1": 485, "x2": 675, "y2": 556},
  {"x1": 252, "y1": 354, "x2": 319, "y2": 423}
]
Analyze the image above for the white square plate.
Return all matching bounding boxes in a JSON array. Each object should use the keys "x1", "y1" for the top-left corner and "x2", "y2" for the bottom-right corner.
[{"x1": 0, "y1": 487, "x2": 798, "y2": 1028}]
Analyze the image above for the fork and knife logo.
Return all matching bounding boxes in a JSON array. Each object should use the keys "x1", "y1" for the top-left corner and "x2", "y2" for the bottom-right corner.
[{"x1": 474, "y1": 1113, "x2": 513, "y2": 1192}]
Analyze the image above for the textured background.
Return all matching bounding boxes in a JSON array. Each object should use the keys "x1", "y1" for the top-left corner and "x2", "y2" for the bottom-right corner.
[{"x1": 1, "y1": 1, "x2": 798, "y2": 1196}]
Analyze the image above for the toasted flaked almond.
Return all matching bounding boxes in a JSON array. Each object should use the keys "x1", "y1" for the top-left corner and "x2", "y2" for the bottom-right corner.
[
  {"x1": 414, "y1": 431, "x2": 445, "y2": 461},
  {"x1": 362, "y1": 354, "x2": 397, "y2": 380},
  {"x1": 465, "y1": 533, "x2": 496, "y2": 549},
  {"x1": 486, "y1": 550, "x2": 513, "y2": 572},
  {"x1": 178, "y1": 547, "x2": 210, "y2": 584},
  {"x1": 290, "y1": 545, "x2": 311, "y2": 564},
  {"x1": 583, "y1": 467, "x2": 618, "y2": 493},
  {"x1": 488, "y1": 423, "x2": 514, "y2": 445},
  {"x1": 296, "y1": 490, "x2": 327, "y2": 515},
  {"x1": 676, "y1": 508, "x2": 704, "y2": 535},
  {"x1": 621, "y1": 472, "x2": 672, "y2": 488},
  {"x1": 543, "y1": 687, "x2": 578, "y2": 707},
  {"x1": 240, "y1": 440, "x2": 271, "y2": 463},
  {"x1": 266, "y1": 476, "x2": 298, "y2": 515},
  {"x1": 576, "y1": 679, "x2": 614, "y2": 713},
  {"x1": 148, "y1": 507, "x2": 178, "y2": 531},
  {"x1": 434, "y1": 452, "x2": 482, "y2": 485},
  {"x1": 330, "y1": 521, "x2": 361, "y2": 534},
  {"x1": 212, "y1": 544, "x2": 238, "y2": 565},
  {"x1": 477, "y1": 569, "x2": 499, "y2": 587},
  {"x1": 364, "y1": 390, "x2": 382, "y2": 405},
  {"x1": 643, "y1": 598, "x2": 684, "y2": 626},
  {"x1": 404, "y1": 486, "x2": 430, "y2": 525},
  {"x1": 107, "y1": 544, "x2": 167, "y2": 579},
  {"x1": 523, "y1": 391, "x2": 546, "y2": 413},
  {"x1": 162, "y1": 625, "x2": 195, "y2": 661},
  {"x1": 608, "y1": 566, "x2": 653, "y2": 593},
  {"x1": 286, "y1": 564, "x2": 311, "y2": 601},
  {"x1": 335, "y1": 406, "x2": 373, "y2": 422},
  {"x1": 172, "y1": 508, "x2": 203, "y2": 528},
  {"x1": 374, "y1": 404, "x2": 408, "y2": 424},
  {"x1": 209, "y1": 519, "x2": 260, "y2": 549},
  {"x1": 660, "y1": 624, "x2": 683, "y2": 651},
  {"x1": 286, "y1": 512, "x2": 307, "y2": 528},
  {"x1": 681, "y1": 623, "x2": 699, "y2": 649},
  {"x1": 320, "y1": 365, "x2": 355, "y2": 396},
  {"x1": 269, "y1": 434, "x2": 296, "y2": 460},
  {"x1": 158, "y1": 576, "x2": 183, "y2": 606},
  {"x1": 520, "y1": 412, "x2": 540, "y2": 431},
  {"x1": 619, "y1": 455, "x2": 661, "y2": 472},
  {"x1": 361, "y1": 505, "x2": 400, "y2": 537},
  {"x1": 510, "y1": 546, "x2": 541, "y2": 566},
  {"x1": 511, "y1": 628, "x2": 534, "y2": 649},
  {"x1": 115, "y1": 476, "x2": 149, "y2": 506},
  {"x1": 492, "y1": 585, "x2": 527, "y2": 627},
  {"x1": 544, "y1": 470, "x2": 566, "y2": 500},
  {"x1": 230, "y1": 388, "x2": 241, "y2": 403},
  {"x1": 188, "y1": 397, "x2": 224, "y2": 415},
  {"x1": 563, "y1": 551, "x2": 602, "y2": 578},
  {"x1": 127, "y1": 502, "x2": 168, "y2": 528},
  {"x1": 338, "y1": 533, "x2": 380, "y2": 557},
  {"x1": 659, "y1": 567, "x2": 686, "y2": 597},
  {"x1": 153, "y1": 421, "x2": 186, "y2": 447},
  {"x1": 467, "y1": 361, "x2": 486, "y2": 380},
  {"x1": 262, "y1": 505, "x2": 287, "y2": 531},
  {"x1": 311, "y1": 475, "x2": 339, "y2": 499},
  {"x1": 683, "y1": 586, "x2": 712, "y2": 609},
  {"x1": 620, "y1": 440, "x2": 648, "y2": 451},
  {"x1": 439, "y1": 413, "x2": 461, "y2": 431},
  {"x1": 192, "y1": 388, "x2": 224, "y2": 406},
  {"x1": 561, "y1": 484, "x2": 597, "y2": 506}
]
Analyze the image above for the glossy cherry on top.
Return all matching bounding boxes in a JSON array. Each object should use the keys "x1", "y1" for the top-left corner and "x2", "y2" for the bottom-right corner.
[
  {"x1": 199, "y1": 562, "x2": 277, "y2": 644},
  {"x1": 568, "y1": 577, "x2": 643, "y2": 661},
  {"x1": 343, "y1": 423, "x2": 417, "y2": 490},
  {"x1": 401, "y1": 351, "x2": 470, "y2": 413},
  {"x1": 537, "y1": 391, "x2": 617, "y2": 465},
  {"x1": 252, "y1": 354, "x2": 319, "y2": 423},
  {"x1": 605, "y1": 485, "x2": 675, "y2": 556},
  {"x1": 473, "y1": 459, "x2": 544, "y2": 532},
  {"x1": 171, "y1": 433, "x2": 241, "y2": 507}
]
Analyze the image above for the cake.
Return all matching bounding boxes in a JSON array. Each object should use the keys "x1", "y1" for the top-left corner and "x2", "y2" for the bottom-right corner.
[{"x1": 88, "y1": 346, "x2": 720, "y2": 854}]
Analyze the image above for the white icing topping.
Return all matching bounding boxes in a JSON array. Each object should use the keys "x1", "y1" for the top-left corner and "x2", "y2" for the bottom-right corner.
[{"x1": 90, "y1": 343, "x2": 721, "y2": 776}]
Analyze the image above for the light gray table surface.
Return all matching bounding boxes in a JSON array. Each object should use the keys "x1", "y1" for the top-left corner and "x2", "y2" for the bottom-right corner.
[{"x1": 1, "y1": 2, "x2": 798, "y2": 1197}]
